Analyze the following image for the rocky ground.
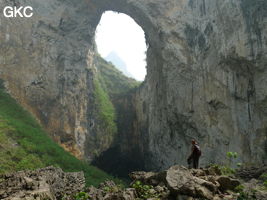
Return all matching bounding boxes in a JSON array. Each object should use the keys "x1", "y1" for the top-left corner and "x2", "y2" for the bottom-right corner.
[
  {"x1": 0, "y1": 167, "x2": 85, "y2": 200},
  {"x1": 0, "y1": 165, "x2": 267, "y2": 200}
]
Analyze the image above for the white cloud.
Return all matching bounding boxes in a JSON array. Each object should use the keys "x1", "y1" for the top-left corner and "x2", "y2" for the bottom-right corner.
[{"x1": 95, "y1": 11, "x2": 147, "y2": 81}]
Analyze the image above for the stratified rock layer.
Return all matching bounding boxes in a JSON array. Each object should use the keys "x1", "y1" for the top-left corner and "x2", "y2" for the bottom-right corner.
[{"x1": 0, "y1": 0, "x2": 267, "y2": 170}]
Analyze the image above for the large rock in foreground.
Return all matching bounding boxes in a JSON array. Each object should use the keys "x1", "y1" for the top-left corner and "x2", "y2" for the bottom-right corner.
[
  {"x1": 128, "y1": 165, "x2": 267, "y2": 200},
  {"x1": 130, "y1": 165, "x2": 240, "y2": 200},
  {"x1": 166, "y1": 166, "x2": 218, "y2": 199},
  {"x1": 2, "y1": 165, "x2": 267, "y2": 200},
  {"x1": 87, "y1": 165, "x2": 242, "y2": 200},
  {"x1": 0, "y1": 166, "x2": 85, "y2": 200}
]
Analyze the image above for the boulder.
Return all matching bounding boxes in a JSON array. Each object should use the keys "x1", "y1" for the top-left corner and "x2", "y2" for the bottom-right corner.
[
  {"x1": 83, "y1": 165, "x2": 267, "y2": 200},
  {"x1": 129, "y1": 171, "x2": 164, "y2": 186},
  {"x1": 87, "y1": 181, "x2": 137, "y2": 200},
  {"x1": 165, "y1": 166, "x2": 216, "y2": 200},
  {"x1": 129, "y1": 165, "x2": 247, "y2": 200},
  {"x1": 87, "y1": 186, "x2": 105, "y2": 199},
  {"x1": 129, "y1": 171, "x2": 157, "y2": 181},
  {"x1": 236, "y1": 165, "x2": 267, "y2": 181},
  {"x1": 216, "y1": 176, "x2": 241, "y2": 191}
]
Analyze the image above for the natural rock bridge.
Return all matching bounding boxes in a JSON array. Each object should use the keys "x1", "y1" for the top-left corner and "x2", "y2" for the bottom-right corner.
[{"x1": 0, "y1": 0, "x2": 266, "y2": 175}]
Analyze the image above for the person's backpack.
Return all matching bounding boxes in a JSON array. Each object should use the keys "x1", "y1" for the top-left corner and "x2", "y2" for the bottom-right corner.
[{"x1": 194, "y1": 144, "x2": 202, "y2": 156}]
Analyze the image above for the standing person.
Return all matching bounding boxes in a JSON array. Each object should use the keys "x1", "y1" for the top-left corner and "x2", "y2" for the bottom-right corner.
[{"x1": 187, "y1": 139, "x2": 201, "y2": 169}]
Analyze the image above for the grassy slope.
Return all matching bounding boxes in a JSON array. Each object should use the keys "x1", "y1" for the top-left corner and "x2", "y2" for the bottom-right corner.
[
  {"x1": 0, "y1": 87, "x2": 119, "y2": 186},
  {"x1": 0, "y1": 56, "x2": 139, "y2": 187},
  {"x1": 93, "y1": 78, "x2": 118, "y2": 141}
]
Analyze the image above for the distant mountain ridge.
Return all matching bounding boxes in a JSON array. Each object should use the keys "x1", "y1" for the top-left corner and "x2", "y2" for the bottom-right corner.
[{"x1": 105, "y1": 51, "x2": 134, "y2": 79}]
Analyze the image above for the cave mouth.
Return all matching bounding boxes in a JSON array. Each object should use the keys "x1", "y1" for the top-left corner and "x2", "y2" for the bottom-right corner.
[
  {"x1": 95, "y1": 11, "x2": 147, "y2": 81},
  {"x1": 92, "y1": 11, "x2": 149, "y2": 179}
]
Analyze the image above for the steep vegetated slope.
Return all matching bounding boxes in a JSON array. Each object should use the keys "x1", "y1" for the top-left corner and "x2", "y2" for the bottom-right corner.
[
  {"x1": 95, "y1": 55, "x2": 141, "y2": 98},
  {"x1": 0, "y1": 81, "x2": 118, "y2": 186},
  {"x1": 105, "y1": 51, "x2": 134, "y2": 79},
  {"x1": 88, "y1": 55, "x2": 140, "y2": 159},
  {"x1": 93, "y1": 56, "x2": 144, "y2": 177}
]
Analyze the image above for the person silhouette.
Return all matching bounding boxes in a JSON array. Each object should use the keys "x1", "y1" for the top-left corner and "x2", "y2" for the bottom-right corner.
[{"x1": 187, "y1": 139, "x2": 201, "y2": 169}]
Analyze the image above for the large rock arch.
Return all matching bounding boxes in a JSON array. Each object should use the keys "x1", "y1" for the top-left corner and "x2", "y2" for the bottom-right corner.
[{"x1": 0, "y1": 0, "x2": 266, "y2": 172}]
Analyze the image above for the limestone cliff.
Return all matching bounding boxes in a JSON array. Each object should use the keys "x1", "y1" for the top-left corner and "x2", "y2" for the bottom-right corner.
[{"x1": 0, "y1": 0, "x2": 266, "y2": 172}]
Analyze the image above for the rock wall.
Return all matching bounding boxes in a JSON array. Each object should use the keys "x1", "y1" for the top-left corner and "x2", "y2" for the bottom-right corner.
[
  {"x1": 124, "y1": 0, "x2": 267, "y2": 170},
  {"x1": 0, "y1": 0, "x2": 266, "y2": 170},
  {"x1": 0, "y1": 0, "x2": 111, "y2": 160},
  {"x1": 148, "y1": 0, "x2": 267, "y2": 170},
  {"x1": 132, "y1": 0, "x2": 267, "y2": 170}
]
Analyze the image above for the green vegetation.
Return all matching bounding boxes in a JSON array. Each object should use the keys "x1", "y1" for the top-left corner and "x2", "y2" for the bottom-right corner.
[
  {"x1": 102, "y1": 183, "x2": 124, "y2": 193},
  {"x1": 0, "y1": 55, "x2": 138, "y2": 188},
  {"x1": 235, "y1": 185, "x2": 245, "y2": 193},
  {"x1": 218, "y1": 165, "x2": 236, "y2": 176},
  {"x1": 131, "y1": 181, "x2": 160, "y2": 200},
  {"x1": 94, "y1": 55, "x2": 141, "y2": 97},
  {"x1": 264, "y1": 180, "x2": 267, "y2": 188},
  {"x1": 210, "y1": 163, "x2": 235, "y2": 176},
  {"x1": 0, "y1": 121, "x2": 43, "y2": 173},
  {"x1": 93, "y1": 78, "x2": 117, "y2": 138},
  {"x1": 237, "y1": 192, "x2": 257, "y2": 200},
  {"x1": 219, "y1": 152, "x2": 241, "y2": 175},
  {"x1": 74, "y1": 192, "x2": 90, "y2": 200},
  {"x1": 227, "y1": 151, "x2": 238, "y2": 166},
  {"x1": 260, "y1": 173, "x2": 267, "y2": 189},
  {"x1": 0, "y1": 87, "x2": 119, "y2": 186},
  {"x1": 92, "y1": 55, "x2": 142, "y2": 154},
  {"x1": 210, "y1": 152, "x2": 242, "y2": 176},
  {"x1": 236, "y1": 186, "x2": 257, "y2": 200}
]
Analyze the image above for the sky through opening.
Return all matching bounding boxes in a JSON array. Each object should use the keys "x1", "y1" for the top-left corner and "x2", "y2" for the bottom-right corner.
[{"x1": 95, "y1": 11, "x2": 147, "y2": 81}]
